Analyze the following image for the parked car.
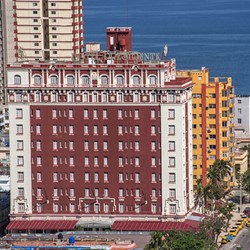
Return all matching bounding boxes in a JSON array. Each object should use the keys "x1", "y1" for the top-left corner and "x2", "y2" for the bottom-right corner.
[{"x1": 243, "y1": 207, "x2": 250, "y2": 215}]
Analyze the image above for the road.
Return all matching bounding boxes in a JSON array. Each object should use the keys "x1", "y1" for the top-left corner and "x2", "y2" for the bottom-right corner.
[{"x1": 221, "y1": 228, "x2": 250, "y2": 250}]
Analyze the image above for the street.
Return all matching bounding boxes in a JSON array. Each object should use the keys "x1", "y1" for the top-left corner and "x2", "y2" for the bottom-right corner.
[{"x1": 221, "y1": 228, "x2": 250, "y2": 250}]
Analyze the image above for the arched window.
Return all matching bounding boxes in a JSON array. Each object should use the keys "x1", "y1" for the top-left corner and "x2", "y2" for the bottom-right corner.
[
  {"x1": 117, "y1": 92, "x2": 123, "y2": 103},
  {"x1": 67, "y1": 75, "x2": 74, "y2": 85},
  {"x1": 50, "y1": 75, "x2": 58, "y2": 85},
  {"x1": 117, "y1": 75, "x2": 124, "y2": 85},
  {"x1": 101, "y1": 75, "x2": 109, "y2": 85},
  {"x1": 133, "y1": 75, "x2": 140, "y2": 85},
  {"x1": 82, "y1": 75, "x2": 90, "y2": 85},
  {"x1": 83, "y1": 92, "x2": 89, "y2": 102},
  {"x1": 14, "y1": 75, "x2": 21, "y2": 85},
  {"x1": 149, "y1": 75, "x2": 157, "y2": 85},
  {"x1": 34, "y1": 75, "x2": 42, "y2": 85}
]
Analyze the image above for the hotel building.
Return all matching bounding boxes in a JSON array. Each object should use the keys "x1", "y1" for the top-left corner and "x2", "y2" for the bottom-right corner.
[
  {"x1": 177, "y1": 68, "x2": 235, "y2": 189},
  {"x1": 6, "y1": 28, "x2": 194, "y2": 230}
]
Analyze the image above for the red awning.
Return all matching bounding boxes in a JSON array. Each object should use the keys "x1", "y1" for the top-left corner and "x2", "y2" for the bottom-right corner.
[
  {"x1": 6, "y1": 220, "x2": 78, "y2": 231},
  {"x1": 112, "y1": 220, "x2": 198, "y2": 231}
]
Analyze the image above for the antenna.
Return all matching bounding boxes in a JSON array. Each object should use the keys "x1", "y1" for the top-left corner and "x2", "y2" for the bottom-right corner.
[{"x1": 126, "y1": 0, "x2": 128, "y2": 26}]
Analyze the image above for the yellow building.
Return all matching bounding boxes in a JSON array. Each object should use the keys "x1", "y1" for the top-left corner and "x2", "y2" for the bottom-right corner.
[{"x1": 177, "y1": 68, "x2": 235, "y2": 190}]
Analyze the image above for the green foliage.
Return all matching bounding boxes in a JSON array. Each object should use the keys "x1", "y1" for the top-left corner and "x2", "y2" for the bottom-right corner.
[
  {"x1": 241, "y1": 168, "x2": 250, "y2": 195},
  {"x1": 145, "y1": 230, "x2": 217, "y2": 250},
  {"x1": 218, "y1": 201, "x2": 236, "y2": 231},
  {"x1": 200, "y1": 216, "x2": 226, "y2": 243},
  {"x1": 144, "y1": 231, "x2": 168, "y2": 250}
]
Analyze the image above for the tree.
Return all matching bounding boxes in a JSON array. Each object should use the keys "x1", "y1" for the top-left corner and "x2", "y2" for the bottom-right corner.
[
  {"x1": 241, "y1": 168, "x2": 250, "y2": 200},
  {"x1": 144, "y1": 231, "x2": 168, "y2": 250},
  {"x1": 218, "y1": 201, "x2": 236, "y2": 231},
  {"x1": 194, "y1": 178, "x2": 209, "y2": 214},
  {"x1": 200, "y1": 216, "x2": 226, "y2": 243},
  {"x1": 165, "y1": 231, "x2": 217, "y2": 250}
]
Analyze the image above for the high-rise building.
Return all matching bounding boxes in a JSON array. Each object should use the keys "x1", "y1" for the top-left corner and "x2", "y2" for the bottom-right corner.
[
  {"x1": 6, "y1": 28, "x2": 194, "y2": 231},
  {"x1": 235, "y1": 95, "x2": 250, "y2": 135},
  {"x1": 11, "y1": 0, "x2": 84, "y2": 62},
  {"x1": 177, "y1": 68, "x2": 235, "y2": 190}
]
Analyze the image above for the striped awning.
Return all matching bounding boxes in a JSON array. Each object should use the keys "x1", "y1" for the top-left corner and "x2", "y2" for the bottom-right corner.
[
  {"x1": 112, "y1": 220, "x2": 198, "y2": 231},
  {"x1": 6, "y1": 220, "x2": 77, "y2": 231}
]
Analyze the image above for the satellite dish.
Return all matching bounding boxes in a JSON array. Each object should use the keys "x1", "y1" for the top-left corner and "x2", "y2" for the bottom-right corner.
[{"x1": 163, "y1": 44, "x2": 168, "y2": 57}]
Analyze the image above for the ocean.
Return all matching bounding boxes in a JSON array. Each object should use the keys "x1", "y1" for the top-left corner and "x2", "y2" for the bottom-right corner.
[{"x1": 84, "y1": 0, "x2": 250, "y2": 95}]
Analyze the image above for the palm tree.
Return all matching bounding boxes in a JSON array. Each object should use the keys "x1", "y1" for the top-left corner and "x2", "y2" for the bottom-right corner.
[
  {"x1": 206, "y1": 160, "x2": 231, "y2": 216},
  {"x1": 144, "y1": 231, "x2": 168, "y2": 250},
  {"x1": 194, "y1": 178, "x2": 209, "y2": 214},
  {"x1": 219, "y1": 201, "x2": 236, "y2": 231}
]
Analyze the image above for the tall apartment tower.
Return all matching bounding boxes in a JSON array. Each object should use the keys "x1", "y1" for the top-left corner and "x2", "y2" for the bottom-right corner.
[
  {"x1": 177, "y1": 68, "x2": 235, "y2": 190},
  {"x1": 6, "y1": 29, "x2": 194, "y2": 231},
  {"x1": 12, "y1": 0, "x2": 84, "y2": 62}
]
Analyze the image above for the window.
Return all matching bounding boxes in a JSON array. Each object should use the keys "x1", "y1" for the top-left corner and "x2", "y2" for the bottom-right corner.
[
  {"x1": 84, "y1": 109, "x2": 88, "y2": 119},
  {"x1": 168, "y1": 125, "x2": 175, "y2": 135},
  {"x1": 117, "y1": 92, "x2": 123, "y2": 102},
  {"x1": 118, "y1": 141, "x2": 123, "y2": 151},
  {"x1": 169, "y1": 157, "x2": 175, "y2": 167},
  {"x1": 70, "y1": 188, "x2": 75, "y2": 197},
  {"x1": 82, "y1": 75, "x2": 90, "y2": 85},
  {"x1": 51, "y1": 2, "x2": 56, "y2": 6},
  {"x1": 94, "y1": 141, "x2": 98, "y2": 150},
  {"x1": 85, "y1": 172, "x2": 89, "y2": 182},
  {"x1": 169, "y1": 204, "x2": 176, "y2": 214},
  {"x1": 53, "y1": 156, "x2": 58, "y2": 165},
  {"x1": 53, "y1": 203, "x2": 59, "y2": 213},
  {"x1": 16, "y1": 93, "x2": 22, "y2": 102},
  {"x1": 83, "y1": 92, "x2": 89, "y2": 102},
  {"x1": 119, "y1": 157, "x2": 123, "y2": 166},
  {"x1": 104, "y1": 157, "x2": 108, "y2": 166},
  {"x1": 67, "y1": 76, "x2": 75, "y2": 85},
  {"x1": 119, "y1": 188, "x2": 124, "y2": 197},
  {"x1": 17, "y1": 172, "x2": 24, "y2": 182},
  {"x1": 85, "y1": 188, "x2": 90, "y2": 197},
  {"x1": 93, "y1": 109, "x2": 98, "y2": 119},
  {"x1": 53, "y1": 125, "x2": 57, "y2": 134},
  {"x1": 103, "y1": 125, "x2": 108, "y2": 135},
  {"x1": 84, "y1": 157, "x2": 89, "y2": 166},
  {"x1": 34, "y1": 27, "x2": 38, "y2": 30},
  {"x1": 37, "y1": 172, "x2": 42, "y2": 181},
  {"x1": 151, "y1": 141, "x2": 156, "y2": 151},
  {"x1": 133, "y1": 75, "x2": 140, "y2": 85},
  {"x1": 36, "y1": 140, "x2": 41, "y2": 150},
  {"x1": 135, "y1": 173, "x2": 140, "y2": 182},
  {"x1": 135, "y1": 125, "x2": 139, "y2": 135},
  {"x1": 53, "y1": 172, "x2": 58, "y2": 182},
  {"x1": 134, "y1": 92, "x2": 140, "y2": 102},
  {"x1": 69, "y1": 141, "x2": 74, "y2": 150},
  {"x1": 238, "y1": 118, "x2": 242, "y2": 124},
  {"x1": 18, "y1": 203, "x2": 25, "y2": 213},
  {"x1": 119, "y1": 173, "x2": 124, "y2": 182},
  {"x1": 169, "y1": 141, "x2": 175, "y2": 151},
  {"x1": 149, "y1": 75, "x2": 157, "y2": 85},
  {"x1": 135, "y1": 157, "x2": 140, "y2": 167},
  {"x1": 36, "y1": 109, "x2": 41, "y2": 118},
  {"x1": 17, "y1": 156, "x2": 24, "y2": 166},
  {"x1": 16, "y1": 125, "x2": 23, "y2": 134},
  {"x1": 104, "y1": 188, "x2": 109, "y2": 197},
  {"x1": 118, "y1": 109, "x2": 123, "y2": 119},
  {"x1": 84, "y1": 141, "x2": 89, "y2": 151},
  {"x1": 34, "y1": 75, "x2": 42, "y2": 85},
  {"x1": 152, "y1": 173, "x2": 156, "y2": 182},
  {"x1": 104, "y1": 172, "x2": 109, "y2": 182},
  {"x1": 17, "y1": 140, "x2": 23, "y2": 150},
  {"x1": 95, "y1": 188, "x2": 99, "y2": 197},
  {"x1": 152, "y1": 189, "x2": 156, "y2": 198},
  {"x1": 53, "y1": 188, "x2": 58, "y2": 197},
  {"x1": 238, "y1": 99, "x2": 242, "y2": 104},
  {"x1": 70, "y1": 156, "x2": 74, "y2": 166},
  {"x1": 135, "y1": 188, "x2": 140, "y2": 197},
  {"x1": 37, "y1": 156, "x2": 42, "y2": 165},
  {"x1": 169, "y1": 189, "x2": 176, "y2": 198},
  {"x1": 119, "y1": 204, "x2": 124, "y2": 213},
  {"x1": 134, "y1": 109, "x2": 139, "y2": 119},
  {"x1": 16, "y1": 109, "x2": 23, "y2": 118},
  {"x1": 135, "y1": 141, "x2": 140, "y2": 151},
  {"x1": 14, "y1": 75, "x2": 21, "y2": 85},
  {"x1": 103, "y1": 109, "x2": 107, "y2": 119},
  {"x1": 151, "y1": 109, "x2": 156, "y2": 119},
  {"x1": 117, "y1": 75, "x2": 124, "y2": 85},
  {"x1": 101, "y1": 75, "x2": 108, "y2": 85},
  {"x1": 51, "y1": 11, "x2": 56, "y2": 14},
  {"x1": 94, "y1": 125, "x2": 98, "y2": 135},
  {"x1": 168, "y1": 109, "x2": 175, "y2": 119},
  {"x1": 94, "y1": 156, "x2": 98, "y2": 166},
  {"x1": 50, "y1": 75, "x2": 58, "y2": 85},
  {"x1": 151, "y1": 125, "x2": 156, "y2": 135},
  {"x1": 102, "y1": 92, "x2": 108, "y2": 102},
  {"x1": 169, "y1": 173, "x2": 176, "y2": 183},
  {"x1": 69, "y1": 125, "x2": 74, "y2": 134},
  {"x1": 36, "y1": 125, "x2": 41, "y2": 134}
]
